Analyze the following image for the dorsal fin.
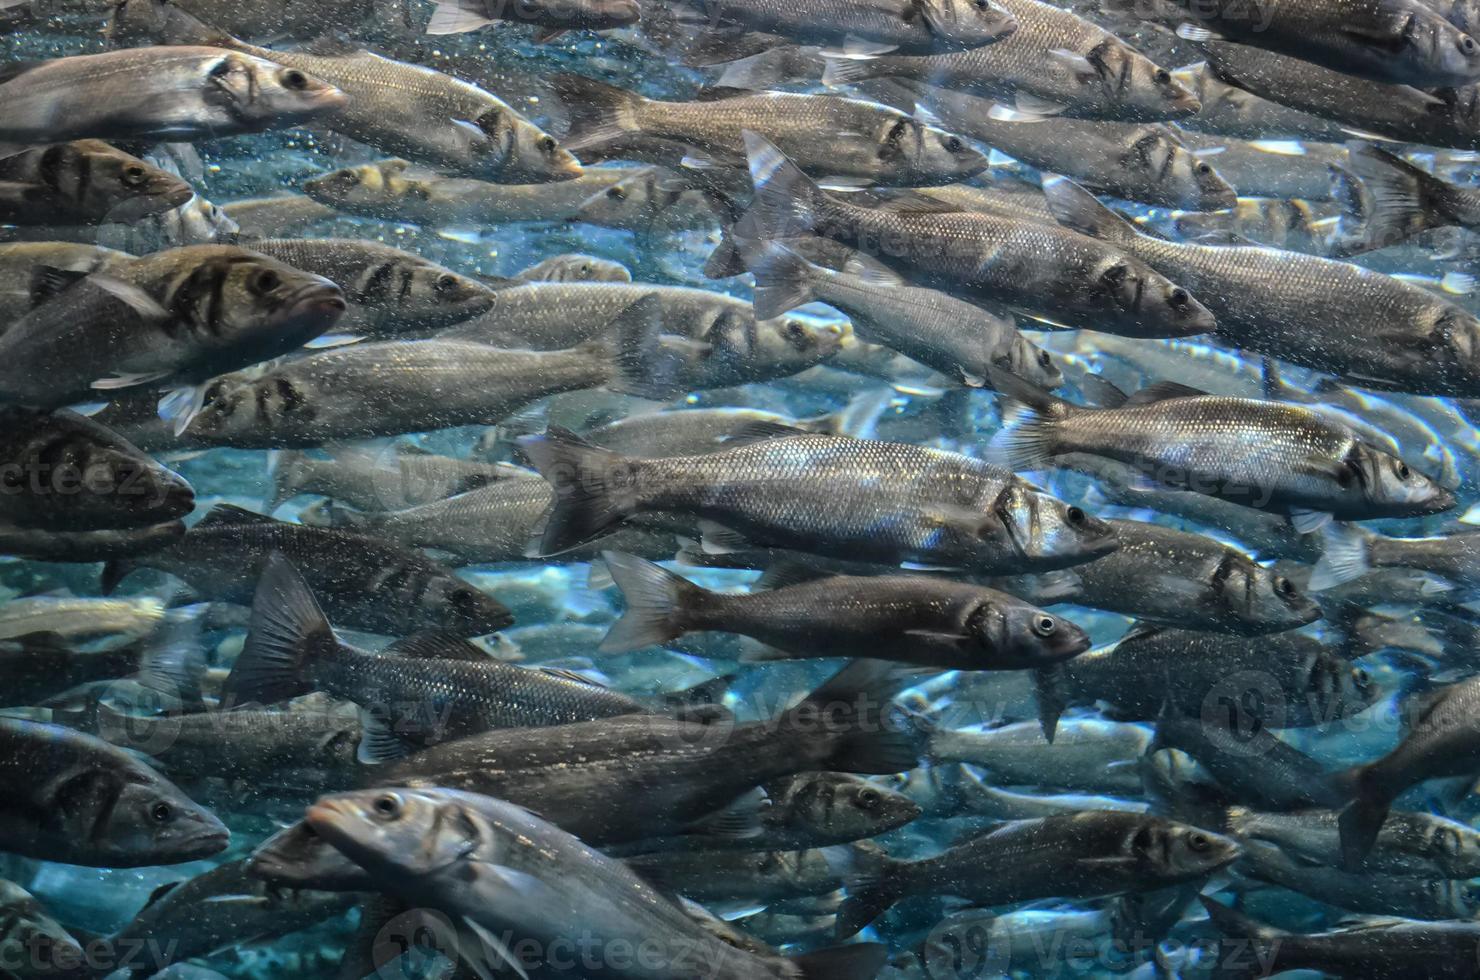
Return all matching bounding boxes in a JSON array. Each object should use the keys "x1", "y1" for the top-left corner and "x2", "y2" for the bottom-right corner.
[
  {"x1": 196, "y1": 503, "x2": 280, "y2": 528},
  {"x1": 1125, "y1": 381, "x2": 1208, "y2": 405},
  {"x1": 722, "y1": 420, "x2": 815, "y2": 447},
  {"x1": 386, "y1": 631, "x2": 489, "y2": 662},
  {"x1": 535, "y1": 666, "x2": 610, "y2": 688}
]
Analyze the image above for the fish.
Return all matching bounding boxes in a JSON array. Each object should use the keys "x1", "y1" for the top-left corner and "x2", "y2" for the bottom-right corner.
[
  {"x1": 741, "y1": 240, "x2": 1063, "y2": 389},
  {"x1": 1034, "y1": 624, "x2": 1375, "y2": 739},
  {"x1": 0, "y1": 519, "x2": 187, "y2": 562},
  {"x1": 1172, "y1": 62, "x2": 1353, "y2": 141},
  {"x1": 986, "y1": 370, "x2": 1457, "y2": 529},
  {"x1": 0, "y1": 244, "x2": 347, "y2": 411},
  {"x1": 1227, "y1": 805, "x2": 1480, "y2": 878},
  {"x1": 0, "y1": 717, "x2": 228, "y2": 866},
  {"x1": 0, "y1": 877, "x2": 84, "y2": 973},
  {"x1": 222, "y1": 553, "x2": 649, "y2": 761},
  {"x1": 246, "y1": 820, "x2": 374, "y2": 892},
  {"x1": 0, "y1": 241, "x2": 136, "y2": 323},
  {"x1": 1161, "y1": 0, "x2": 1480, "y2": 88},
  {"x1": 426, "y1": 0, "x2": 640, "y2": 38},
  {"x1": 101, "y1": 503, "x2": 514, "y2": 637},
  {"x1": 623, "y1": 845, "x2": 875, "y2": 907},
  {"x1": 115, "y1": 0, "x2": 583, "y2": 182},
  {"x1": 517, "y1": 253, "x2": 632, "y2": 282},
  {"x1": 267, "y1": 443, "x2": 525, "y2": 511},
  {"x1": 219, "y1": 194, "x2": 338, "y2": 238},
  {"x1": 0, "y1": 594, "x2": 166, "y2": 645},
  {"x1": 0, "y1": 141, "x2": 193, "y2": 225},
  {"x1": 179, "y1": 328, "x2": 653, "y2": 448},
  {"x1": 1340, "y1": 140, "x2": 1480, "y2": 252},
  {"x1": 833, "y1": 809, "x2": 1240, "y2": 937},
  {"x1": 1171, "y1": 129, "x2": 1349, "y2": 202},
  {"x1": 1002, "y1": 517, "x2": 1322, "y2": 635},
  {"x1": 599, "y1": 551, "x2": 1092, "y2": 670},
  {"x1": 1237, "y1": 838, "x2": 1480, "y2": 921},
  {"x1": 1043, "y1": 177, "x2": 1480, "y2": 398},
  {"x1": 375, "y1": 659, "x2": 923, "y2": 843},
  {"x1": 741, "y1": 133, "x2": 1217, "y2": 339},
  {"x1": 928, "y1": 718, "x2": 1151, "y2": 794},
  {"x1": 306, "y1": 787, "x2": 890, "y2": 979},
  {"x1": 310, "y1": 474, "x2": 680, "y2": 565},
  {"x1": 553, "y1": 75, "x2": 990, "y2": 187},
  {"x1": 521, "y1": 426, "x2": 1118, "y2": 572},
  {"x1": 1337, "y1": 675, "x2": 1480, "y2": 867},
  {"x1": 648, "y1": 0, "x2": 1018, "y2": 54},
  {"x1": 1201, "y1": 896, "x2": 1480, "y2": 979},
  {"x1": 0, "y1": 407, "x2": 193, "y2": 532},
  {"x1": 818, "y1": 0, "x2": 1198, "y2": 121},
  {"x1": 1311, "y1": 522, "x2": 1480, "y2": 590},
  {"x1": 571, "y1": 166, "x2": 730, "y2": 233},
  {"x1": 241, "y1": 238, "x2": 499, "y2": 335},
  {"x1": 0, "y1": 46, "x2": 346, "y2": 146},
  {"x1": 303, "y1": 159, "x2": 642, "y2": 224}
]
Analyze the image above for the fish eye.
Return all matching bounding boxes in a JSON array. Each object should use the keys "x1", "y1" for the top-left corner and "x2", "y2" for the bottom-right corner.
[
  {"x1": 1187, "y1": 832, "x2": 1211, "y2": 852},
  {"x1": 251, "y1": 269, "x2": 282, "y2": 295},
  {"x1": 606, "y1": 186, "x2": 627, "y2": 201},
  {"x1": 1396, "y1": 461, "x2": 1412, "y2": 480},
  {"x1": 1275, "y1": 576, "x2": 1297, "y2": 597},
  {"x1": 436, "y1": 274, "x2": 460, "y2": 293},
  {"x1": 1196, "y1": 162, "x2": 1212, "y2": 175},
  {"x1": 1032, "y1": 615, "x2": 1058, "y2": 637},
  {"x1": 1353, "y1": 668, "x2": 1371, "y2": 690},
  {"x1": 151, "y1": 802, "x2": 174, "y2": 824},
  {"x1": 281, "y1": 69, "x2": 309, "y2": 91},
  {"x1": 1154, "y1": 68, "x2": 1171, "y2": 84},
  {"x1": 1464, "y1": 33, "x2": 1477, "y2": 53},
  {"x1": 372, "y1": 793, "x2": 403, "y2": 818},
  {"x1": 540, "y1": 135, "x2": 558, "y2": 154},
  {"x1": 1038, "y1": 349, "x2": 1053, "y2": 368},
  {"x1": 945, "y1": 136, "x2": 964, "y2": 153},
  {"x1": 122, "y1": 164, "x2": 148, "y2": 186},
  {"x1": 1066, "y1": 506, "x2": 1086, "y2": 527},
  {"x1": 856, "y1": 789, "x2": 880, "y2": 810},
  {"x1": 1101, "y1": 262, "x2": 1128, "y2": 288},
  {"x1": 1169, "y1": 287, "x2": 1190, "y2": 308},
  {"x1": 975, "y1": 0, "x2": 988, "y2": 7}
]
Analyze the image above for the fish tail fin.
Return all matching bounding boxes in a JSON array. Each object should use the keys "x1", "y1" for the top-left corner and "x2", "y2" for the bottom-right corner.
[
  {"x1": 599, "y1": 551, "x2": 708, "y2": 653},
  {"x1": 550, "y1": 73, "x2": 646, "y2": 151},
  {"x1": 1346, "y1": 141, "x2": 1451, "y2": 248},
  {"x1": 789, "y1": 943, "x2": 890, "y2": 980},
  {"x1": 742, "y1": 130, "x2": 825, "y2": 240},
  {"x1": 834, "y1": 864, "x2": 908, "y2": 938},
  {"x1": 1337, "y1": 766, "x2": 1392, "y2": 870},
  {"x1": 221, "y1": 553, "x2": 335, "y2": 706},
  {"x1": 135, "y1": 605, "x2": 209, "y2": 707},
  {"x1": 793, "y1": 660, "x2": 926, "y2": 775},
  {"x1": 745, "y1": 240, "x2": 823, "y2": 320},
  {"x1": 110, "y1": 0, "x2": 235, "y2": 47},
  {"x1": 265, "y1": 450, "x2": 307, "y2": 510},
  {"x1": 519, "y1": 426, "x2": 641, "y2": 555},
  {"x1": 425, "y1": 0, "x2": 496, "y2": 35},
  {"x1": 99, "y1": 558, "x2": 138, "y2": 596},
  {"x1": 1308, "y1": 522, "x2": 1375, "y2": 591},
  {"x1": 598, "y1": 293, "x2": 676, "y2": 398},
  {"x1": 1032, "y1": 664, "x2": 1069, "y2": 744},
  {"x1": 985, "y1": 367, "x2": 1075, "y2": 471},
  {"x1": 820, "y1": 52, "x2": 881, "y2": 88}
]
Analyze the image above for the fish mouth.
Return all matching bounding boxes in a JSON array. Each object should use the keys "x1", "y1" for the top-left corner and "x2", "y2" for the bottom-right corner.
[
  {"x1": 178, "y1": 824, "x2": 231, "y2": 859},
  {"x1": 597, "y1": 0, "x2": 641, "y2": 25},
  {"x1": 1167, "y1": 92, "x2": 1202, "y2": 116},
  {"x1": 284, "y1": 283, "x2": 348, "y2": 323}
]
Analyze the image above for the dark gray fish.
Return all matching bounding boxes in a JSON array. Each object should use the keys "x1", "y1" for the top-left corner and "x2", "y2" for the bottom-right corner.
[
  {"x1": 0, "y1": 878, "x2": 83, "y2": 973},
  {"x1": 223, "y1": 554, "x2": 647, "y2": 761},
  {"x1": 1237, "y1": 839, "x2": 1479, "y2": 921},
  {"x1": 1171, "y1": 129, "x2": 1347, "y2": 202},
  {"x1": 834, "y1": 810, "x2": 1240, "y2": 937},
  {"x1": 1228, "y1": 805, "x2": 1480, "y2": 878},
  {"x1": 0, "y1": 141, "x2": 193, "y2": 226},
  {"x1": 1173, "y1": 62, "x2": 1352, "y2": 141},
  {"x1": 246, "y1": 820, "x2": 373, "y2": 892},
  {"x1": 0, "y1": 407, "x2": 193, "y2": 532},
  {"x1": 742, "y1": 133, "x2": 1216, "y2": 339},
  {"x1": 600, "y1": 551, "x2": 1091, "y2": 670},
  {"x1": 521, "y1": 427, "x2": 1117, "y2": 573},
  {"x1": 376, "y1": 660, "x2": 923, "y2": 844},
  {"x1": 0, "y1": 241, "x2": 135, "y2": 324},
  {"x1": 101, "y1": 503, "x2": 514, "y2": 637},
  {"x1": 0, "y1": 520, "x2": 185, "y2": 563},
  {"x1": 1201, "y1": 897, "x2": 1480, "y2": 980},
  {"x1": 0, "y1": 718, "x2": 228, "y2": 867},
  {"x1": 1340, "y1": 141, "x2": 1480, "y2": 253}
]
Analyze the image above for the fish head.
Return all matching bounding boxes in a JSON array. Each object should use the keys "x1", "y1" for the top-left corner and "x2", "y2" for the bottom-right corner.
[
  {"x1": 1299, "y1": 650, "x2": 1378, "y2": 724},
  {"x1": 246, "y1": 820, "x2": 372, "y2": 890},
  {"x1": 915, "y1": 0, "x2": 1018, "y2": 48},
  {"x1": 1428, "y1": 820, "x2": 1480, "y2": 878},
  {"x1": 183, "y1": 372, "x2": 296, "y2": 443},
  {"x1": 989, "y1": 599, "x2": 1091, "y2": 665},
  {"x1": 81, "y1": 147, "x2": 195, "y2": 223},
  {"x1": 1134, "y1": 819, "x2": 1241, "y2": 878},
  {"x1": 1095, "y1": 255, "x2": 1215, "y2": 337},
  {"x1": 385, "y1": 262, "x2": 498, "y2": 326},
  {"x1": 213, "y1": 54, "x2": 347, "y2": 129},
  {"x1": 1359, "y1": 445, "x2": 1456, "y2": 516},
  {"x1": 787, "y1": 773, "x2": 922, "y2": 839},
  {"x1": 872, "y1": 118, "x2": 989, "y2": 184},
  {"x1": 1120, "y1": 127, "x2": 1236, "y2": 211},
  {"x1": 104, "y1": 776, "x2": 230, "y2": 864},
  {"x1": 998, "y1": 334, "x2": 1063, "y2": 390},
  {"x1": 757, "y1": 314, "x2": 848, "y2": 373},
  {"x1": 1224, "y1": 561, "x2": 1323, "y2": 634},
  {"x1": 476, "y1": 107, "x2": 584, "y2": 183},
  {"x1": 1094, "y1": 43, "x2": 1200, "y2": 120},
  {"x1": 155, "y1": 194, "x2": 240, "y2": 247},
  {"x1": 307, "y1": 789, "x2": 483, "y2": 879},
  {"x1": 575, "y1": 172, "x2": 670, "y2": 228},
  {"x1": 302, "y1": 160, "x2": 412, "y2": 211},
  {"x1": 993, "y1": 484, "x2": 1118, "y2": 570},
  {"x1": 173, "y1": 250, "x2": 346, "y2": 363},
  {"x1": 1403, "y1": 9, "x2": 1480, "y2": 85},
  {"x1": 421, "y1": 575, "x2": 516, "y2": 636}
]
